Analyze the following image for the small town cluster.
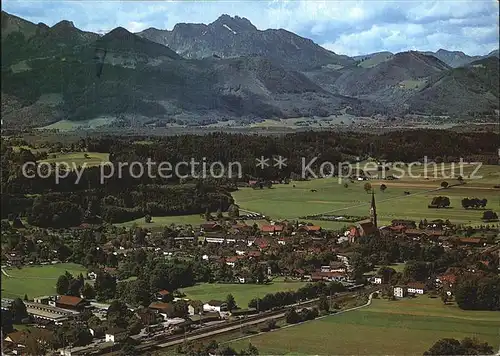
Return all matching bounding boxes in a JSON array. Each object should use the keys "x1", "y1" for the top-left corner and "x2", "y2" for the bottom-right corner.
[{"x1": 2, "y1": 192, "x2": 498, "y2": 355}]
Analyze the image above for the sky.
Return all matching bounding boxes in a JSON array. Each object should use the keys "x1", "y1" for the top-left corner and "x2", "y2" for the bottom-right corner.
[{"x1": 3, "y1": 0, "x2": 499, "y2": 56}]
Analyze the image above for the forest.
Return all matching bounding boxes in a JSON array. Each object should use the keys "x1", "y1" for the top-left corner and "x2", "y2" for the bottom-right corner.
[{"x1": 1, "y1": 129, "x2": 498, "y2": 228}]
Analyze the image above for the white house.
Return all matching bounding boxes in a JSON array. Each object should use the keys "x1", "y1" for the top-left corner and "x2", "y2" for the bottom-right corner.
[
  {"x1": 371, "y1": 277, "x2": 383, "y2": 284},
  {"x1": 105, "y1": 328, "x2": 127, "y2": 343},
  {"x1": 203, "y1": 300, "x2": 228, "y2": 313},
  {"x1": 393, "y1": 286, "x2": 406, "y2": 298},
  {"x1": 407, "y1": 283, "x2": 425, "y2": 294},
  {"x1": 87, "y1": 272, "x2": 97, "y2": 280}
]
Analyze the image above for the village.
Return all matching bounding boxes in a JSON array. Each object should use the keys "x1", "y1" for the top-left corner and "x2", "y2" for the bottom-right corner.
[{"x1": 2, "y1": 190, "x2": 498, "y2": 355}]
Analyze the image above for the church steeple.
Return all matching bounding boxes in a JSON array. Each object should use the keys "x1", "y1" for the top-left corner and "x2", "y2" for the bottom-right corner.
[{"x1": 370, "y1": 191, "x2": 377, "y2": 228}]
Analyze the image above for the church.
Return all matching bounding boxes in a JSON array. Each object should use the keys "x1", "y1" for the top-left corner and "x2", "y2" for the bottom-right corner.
[{"x1": 348, "y1": 191, "x2": 379, "y2": 242}]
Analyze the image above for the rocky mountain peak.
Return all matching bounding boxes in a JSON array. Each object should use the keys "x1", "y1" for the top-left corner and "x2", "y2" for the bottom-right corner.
[
  {"x1": 52, "y1": 20, "x2": 75, "y2": 30},
  {"x1": 210, "y1": 14, "x2": 257, "y2": 33}
]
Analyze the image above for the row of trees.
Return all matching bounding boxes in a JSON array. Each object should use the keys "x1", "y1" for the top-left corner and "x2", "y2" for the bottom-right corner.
[
  {"x1": 248, "y1": 281, "x2": 345, "y2": 312},
  {"x1": 56, "y1": 271, "x2": 95, "y2": 299},
  {"x1": 461, "y1": 197, "x2": 488, "y2": 209},
  {"x1": 424, "y1": 337, "x2": 494, "y2": 355},
  {"x1": 285, "y1": 307, "x2": 319, "y2": 324}
]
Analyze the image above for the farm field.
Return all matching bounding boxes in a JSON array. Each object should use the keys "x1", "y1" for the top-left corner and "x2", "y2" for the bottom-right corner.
[
  {"x1": 179, "y1": 279, "x2": 308, "y2": 308},
  {"x1": 1, "y1": 263, "x2": 87, "y2": 299},
  {"x1": 229, "y1": 296, "x2": 500, "y2": 355},
  {"x1": 232, "y1": 164, "x2": 500, "y2": 227},
  {"x1": 41, "y1": 152, "x2": 109, "y2": 168}
]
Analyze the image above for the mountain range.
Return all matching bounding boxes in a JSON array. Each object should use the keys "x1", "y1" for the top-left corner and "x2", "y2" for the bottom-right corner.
[{"x1": 1, "y1": 11, "x2": 498, "y2": 129}]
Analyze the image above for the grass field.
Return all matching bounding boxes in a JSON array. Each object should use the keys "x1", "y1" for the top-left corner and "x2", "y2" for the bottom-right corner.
[
  {"x1": 41, "y1": 152, "x2": 109, "y2": 168},
  {"x1": 179, "y1": 279, "x2": 308, "y2": 308},
  {"x1": 40, "y1": 117, "x2": 115, "y2": 131},
  {"x1": 116, "y1": 214, "x2": 206, "y2": 229},
  {"x1": 230, "y1": 296, "x2": 500, "y2": 355},
  {"x1": 233, "y1": 164, "x2": 500, "y2": 227},
  {"x1": 1, "y1": 263, "x2": 87, "y2": 299}
]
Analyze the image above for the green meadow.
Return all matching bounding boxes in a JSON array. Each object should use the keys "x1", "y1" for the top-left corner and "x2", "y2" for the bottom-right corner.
[
  {"x1": 229, "y1": 296, "x2": 500, "y2": 355},
  {"x1": 41, "y1": 152, "x2": 109, "y2": 168},
  {"x1": 179, "y1": 278, "x2": 308, "y2": 308},
  {"x1": 1, "y1": 263, "x2": 87, "y2": 299},
  {"x1": 232, "y1": 164, "x2": 500, "y2": 227}
]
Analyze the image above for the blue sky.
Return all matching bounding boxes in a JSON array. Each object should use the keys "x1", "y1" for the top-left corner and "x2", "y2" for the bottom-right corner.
[{"x1": 3, "y1": 0, "x2": 499, "y2": 56}]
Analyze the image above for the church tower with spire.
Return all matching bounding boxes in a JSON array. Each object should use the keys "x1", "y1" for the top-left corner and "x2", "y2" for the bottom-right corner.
[{"x1": 370, "y1": 191, "x2": 378, "y2": 229}]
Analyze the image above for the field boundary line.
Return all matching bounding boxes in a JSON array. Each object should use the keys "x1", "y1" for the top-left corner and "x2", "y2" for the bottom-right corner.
[{"x1": 222, "y1": 291, "x2": 379, "y2": 345}]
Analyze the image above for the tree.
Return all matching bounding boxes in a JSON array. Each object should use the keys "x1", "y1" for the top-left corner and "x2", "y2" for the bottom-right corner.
[
  {"x1": 94, "y1": 272, "x2": 117, "y2": 301},
  {"x1": 404, "y1": 261, "x2": 431, "y2": 282},
  {"x1": 107, "y1": 300, "x2": 130, "y2": 328},
  {"x1": 120, "y1": 342, "x2": 136, "y2": 356},
  {"x1": 440, "y1": 181, "x2": 449, "y2": 189},
  {"x1": 227, "y1": 204, "x2": 240, "y2": 218},
  {"x1": 81, "y1": 283, "x2": 96, "y2": 299},
  {"x1": 344, "y1": 183, "x2": 348, "y2": 188},
  {"x1": 454, "y1": 276, "x2": 500, "y2": 311},
  {"x1": 429, "y1": 196, "x2": 451, "y2": 208},
  {"x1": 424, "y1": 337, "x2": 494, "y2": 355},
  {"x1": 172, "y1": 300, "x2": 188, "y2": 318},
  {"x1": 67, "y1": 279, "x2": 82, "y2": 297},
  {"x1": 9, "y1": 298, "x2": 29, "y2": 323},
  {"x1": 285, "y1": 308, "x2": 301, "y2": 324},
  {"x1": 380, "y1": 184, "x2": 387, "y2": 192},
  {"x1": 216, "y1": 208, "x2": 223, "y2": 220},
  {"x1": 482, "y1": 210, "x2": 498, "y2": 222},
  {"x1": 56, "y1": 274, "x2": 70, "y2": 295},
  {"x1": 128, "y1": 279, "x2": 151, "y2": 307},
  {"x1": 266, "y1": 319, "x2": 277, "y2": 330},
  {"x1": 24, "y1": 294, "x2": 28, "y2": 301},
  {"x1": 226, "y1": 294, "x2": 236, "y2": 311},
  {"x1": 318, "y1": 294, "x2": 329, "y2": 313},
  {"x1": 363, "y1": 182, "x2": 372, "y2": 193},
  {"x1": 424, "y1": 338, "x2": 463, "y2": 355},
  {"x1": 144, "y1": 214, "x2": 152, "y2": 223}
]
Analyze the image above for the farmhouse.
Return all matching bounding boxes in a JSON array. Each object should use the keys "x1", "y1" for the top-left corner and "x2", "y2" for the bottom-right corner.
[
  {"x1": 311, "y1": 271, "x2": 346, "y2": 282},
  {"x1": 203, "y1": 300, "x2": 228, "y2": 312},
  {"x1": 5, "y1": 329, "x2": 54, "y2": 351},
  {"x1": 297, "y1": 225, "x2": 322, "y2": 235},
  {"x1": 155, "y1": 290, "x2": 172, "y2": 302},
  {"x1": 105, "y1": 328, "x2": 127, "y2": 343},
  {"x1": 436, "y1": 274, "x2": 457, "y2": 288},
  {"x1": 201, "y1": 222, "x2": 223, "y2": 232},
  {"x1": 393, "y1": 286, "x2": 407, "y2": 298},
  {"x1": 407, "y1": 282, "x2": 425, "y2": 294},
  {"x1": 55, "y1": 295, "x2": 88, "y2": 311},
  {"x1": 260, "y1": 225, "x2": 283, "y2": 235}
]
